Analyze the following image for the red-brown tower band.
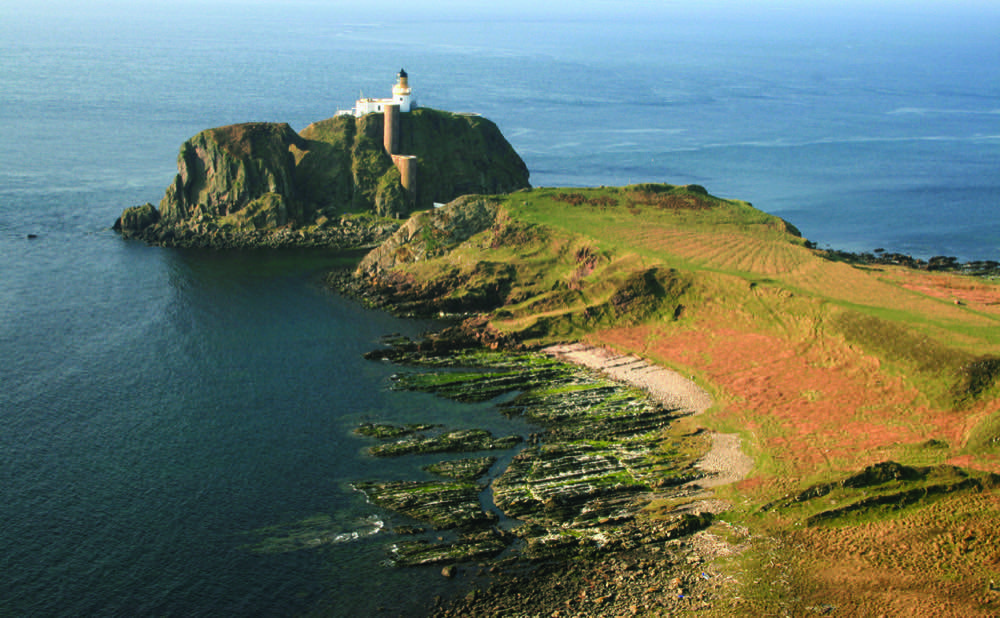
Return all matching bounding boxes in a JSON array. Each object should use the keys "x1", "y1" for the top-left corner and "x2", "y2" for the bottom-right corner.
[
  {"x1": 383, "y1": 103, "x2": 400, "y2": 155},
  {"x1": 392, "y1": 154, "x2": 417, "y2": 200}
]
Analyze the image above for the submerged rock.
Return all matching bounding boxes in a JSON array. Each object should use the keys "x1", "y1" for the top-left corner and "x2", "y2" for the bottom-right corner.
[
  {"x1": 392, "y1": 529, "x2": 510, "y2": 566},
  {"x1": 368, "y1": 429, "x2": 522, "y2": 457},
  {"x1": 353, "y1": 480, "x2": 496, "y2": 529},
  {"x1": 424, "y1": 457, "x2": 498, "y2": 482},
  {"x1": 354, "y1": 422, "x2": 441, "y2": 439}
]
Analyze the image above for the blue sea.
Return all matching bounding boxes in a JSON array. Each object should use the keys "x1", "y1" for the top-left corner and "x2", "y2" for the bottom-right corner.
[{"x1": 1, "y1": 1, "x2": 998, "y2": 615}]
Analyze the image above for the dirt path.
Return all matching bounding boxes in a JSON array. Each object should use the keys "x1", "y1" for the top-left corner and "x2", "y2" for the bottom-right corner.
[
  {"x1": 691, "y1": 432, "x2": 754, "y2": 488},
  {"x1": 544, "y1": 342, "x2": 752, "y2": 492}
]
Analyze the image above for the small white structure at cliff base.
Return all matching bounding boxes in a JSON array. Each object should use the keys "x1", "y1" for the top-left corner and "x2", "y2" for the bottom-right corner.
[{"x1": 337, "y1": 69, "x2": 414, "y2": 117}]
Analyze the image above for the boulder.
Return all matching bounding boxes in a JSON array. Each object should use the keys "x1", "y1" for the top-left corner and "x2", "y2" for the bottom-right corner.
[{"x1": 113, "y1": 202, "x2": 160, "y2": 236}]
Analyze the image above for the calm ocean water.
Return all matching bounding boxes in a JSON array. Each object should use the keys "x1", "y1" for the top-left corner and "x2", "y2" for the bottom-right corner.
[{"x1": 1, "y1": 2, "x2": 998, "y2": 615}]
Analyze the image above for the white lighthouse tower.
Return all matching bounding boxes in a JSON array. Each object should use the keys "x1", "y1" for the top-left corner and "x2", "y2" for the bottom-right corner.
[
  {"x1": 338, "y1": 69, "x2": 415, "y2": 117},
  {"x1": 391, "y1": 68, "x2": 412, "y2": 112}
]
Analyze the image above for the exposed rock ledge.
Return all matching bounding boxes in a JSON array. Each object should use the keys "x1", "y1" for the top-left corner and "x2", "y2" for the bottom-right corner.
[
  {"x1": 114, "y1": 206, "x2": 400, "y2": 250},
  {"x1": 544, "y1": 342, "x2": 753, "y2": 501}
]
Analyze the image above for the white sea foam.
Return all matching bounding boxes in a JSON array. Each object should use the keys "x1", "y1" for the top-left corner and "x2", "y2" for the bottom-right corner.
[
  {"x1": 888, "y1": 107, "x2": 1000, "y2": 116},
  {"x1": 696, "y1": 133, "x2": 997, "y2": 151}
]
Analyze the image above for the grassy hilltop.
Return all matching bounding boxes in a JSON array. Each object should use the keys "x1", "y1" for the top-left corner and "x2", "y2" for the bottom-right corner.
[{"x1": 353, "y1": 183, "x2": 1000, "y2": 616}]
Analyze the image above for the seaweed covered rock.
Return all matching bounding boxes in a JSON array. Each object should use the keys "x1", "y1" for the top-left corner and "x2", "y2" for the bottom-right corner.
[
  {"x1": 391, "y1": 529, "x2": 510, "y2": 566},
  {"x1": 354, "y1": 422, "x2": 440, "y2": 438},
  {"x1": 353, "y1": 480, "x2": 496, "y2": 529},
  {"x1": 492, "y1": 443, "x2": 650, "y2": 526},
  {"x1": 368, "y1": 429, "x2": 522, "y2": 457},
  {"x1": 424, "y1": 457, "x2": 497, "y2": 481}
]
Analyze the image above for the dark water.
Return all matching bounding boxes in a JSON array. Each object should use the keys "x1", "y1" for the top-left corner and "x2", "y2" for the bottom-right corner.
[{"x1": 1, "y1": 2, "x2": 998, "y2": 615}]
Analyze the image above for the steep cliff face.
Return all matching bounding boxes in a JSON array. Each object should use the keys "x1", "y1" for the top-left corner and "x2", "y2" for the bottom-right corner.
[
  {"x1": 158, "y1": 122, "x2": 304, "y2": 227},
  {"x1": 115, "y1": 109, "x2": 530, "y2": 248},
  {"x1": 396, "y1": 109, "x2": 530, "y2": 211}
]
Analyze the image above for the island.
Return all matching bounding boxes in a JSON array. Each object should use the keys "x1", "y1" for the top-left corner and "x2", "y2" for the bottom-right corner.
[
  {"x1": 115, "y1": 71, "x2": 1000, "y2": 617},
  {"x1": 115, "y1": 70, "x2": 529, "y2": 248}
]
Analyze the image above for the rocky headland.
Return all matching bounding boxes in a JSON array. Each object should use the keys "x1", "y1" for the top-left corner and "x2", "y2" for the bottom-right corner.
[
  {"x1": 334, "y1": 183, "x2": 1000, "y2": 616},
  {"x1": 113, "y1": 109, "x2": 529, "y2": 248}
]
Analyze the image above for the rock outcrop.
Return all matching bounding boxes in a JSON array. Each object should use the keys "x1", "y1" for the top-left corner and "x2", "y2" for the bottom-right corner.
[
  {"x1": 348, "y1": 344, "x2": 715, "y2": 571},
  {"x1": 114, "y1": 109, "x2": 529, "y2": 248},
  {"x1": 355, "y1": 195, "x2": 502, "y2": 277},
  {"x1": 113, "y1": 202, "x2": 159, "y2": 233},
  {"x1": 352, "y1": 480, "x2": 495, "y2": 530},
  {"x1": 158, "y1": 122, "x2": 304, "y2": 227}
]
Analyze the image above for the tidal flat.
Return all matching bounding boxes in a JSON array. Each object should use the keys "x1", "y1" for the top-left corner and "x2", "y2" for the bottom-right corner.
[{"x1": 351, "y1": 341, "x2": 717, "y2": 573}]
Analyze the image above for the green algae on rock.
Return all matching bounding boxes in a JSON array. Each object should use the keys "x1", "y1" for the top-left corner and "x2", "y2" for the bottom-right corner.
[
  {"x1": 391, "y1": 529, "x2": 511, "y2": 566},
  {"x1": 424, "y1": 457, "x2": 498, "y2": 482},
  {"x1": 354, "y1": 343, "x2": 714, "y2": 575},
  {"x1": 354, "y1": 422, "x2": 441, "y2": 439},
  {"x1": 367, "y1": 428, "x2": 522, "y2": 457},
  {"x1": 352, "y1": 480, "x2": 496, "y2": 529}
]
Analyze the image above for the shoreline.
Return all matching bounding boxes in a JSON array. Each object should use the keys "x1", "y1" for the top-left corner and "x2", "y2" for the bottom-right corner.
[
  {"x1": 544, "y1": 342, "x2": 753, "y2": 496},
  {"x1": 424, "y1": 342, "x2": 756, "y2": 616},
  {"x1": 542, "y1": 342, "x2": 713, "y2": 415}
]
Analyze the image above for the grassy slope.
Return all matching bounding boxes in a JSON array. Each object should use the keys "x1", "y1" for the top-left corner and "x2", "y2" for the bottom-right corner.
[
  {"x1": 493, "y1": 186, "x2": 1000, "y2": 471},
  {"x1": 389, "y1": 184, "x2": 1000, "y2": 615}
]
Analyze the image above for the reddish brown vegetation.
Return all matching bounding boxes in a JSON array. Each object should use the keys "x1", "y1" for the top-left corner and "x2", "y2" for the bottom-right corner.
[
  {"x1": 585, "y1": 317, "x2": 1000, "y2": 616},
  {"x1": 568, "y1": 246, "x2": 601, "y2": 290},
  {"x1": 589, "y1": 322, "x2": 1000, "y2": 482},
  {"x1": 896, "y1": 272, "x2": 1000, "y2": 315},
  {"x1": 625, "y1": 190, "x2": 712, "y2": 211},
  {"x1": 552, "y1": 192, "x2": 619, "y2": 208}
]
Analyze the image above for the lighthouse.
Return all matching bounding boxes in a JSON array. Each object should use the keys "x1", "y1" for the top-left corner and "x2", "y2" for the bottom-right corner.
[
  {"x1": 338, "y1": 69, "x2": 415, "y2": 117},
  {"x1": 392, "y1": 68, "x2": 412, "y2": 112}
]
